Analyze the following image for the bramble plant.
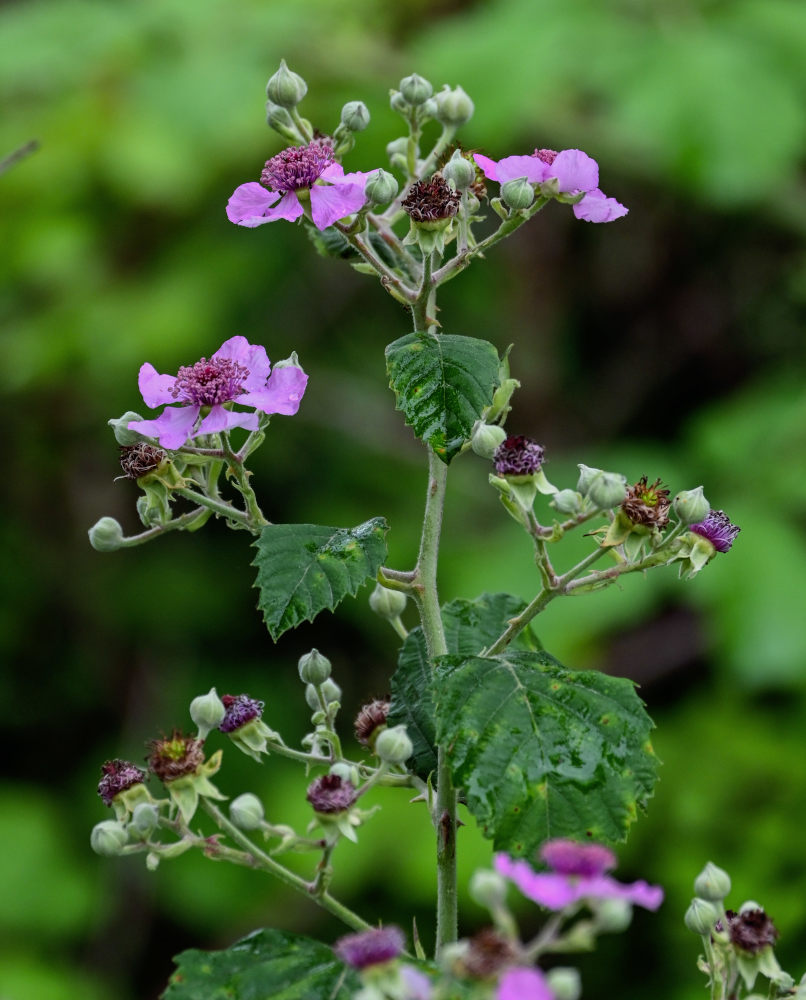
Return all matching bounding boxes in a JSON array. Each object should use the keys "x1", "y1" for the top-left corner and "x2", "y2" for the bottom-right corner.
[{"x1": 88, "y1": 63, "x2": 756, "y2": 999}]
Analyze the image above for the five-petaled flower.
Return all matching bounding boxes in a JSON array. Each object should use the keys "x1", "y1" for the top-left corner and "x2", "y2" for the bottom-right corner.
[
  {"x1": 227, "y1": 140, "x2": 371, "y2": 230},
  {"x1": 128, "y1": 336, "x2": 307, "y2": 450},
  {"x1": 474, "y1": 148, "x2": 627, "y2": 223},
  {"x1": 494, "y1": 839, "x2": 664, "y2": 910}
]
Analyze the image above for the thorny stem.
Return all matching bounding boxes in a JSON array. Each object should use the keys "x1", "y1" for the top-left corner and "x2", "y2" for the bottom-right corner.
[
  {"x1": 222, "y1": 434, "x2": 269, "y2": 528},
  {"x1": 115, "y1": 507, "x2": 217, "y2": 547},
  {"x1": 173, "y1": 487, "x2": 255, "y2": 531},
  {"x1": 411, "y1": 251, "x2": 434, "y2": 332},
  {"x1": 336, "y1": 221, "x2": 418, "y2": 303}
]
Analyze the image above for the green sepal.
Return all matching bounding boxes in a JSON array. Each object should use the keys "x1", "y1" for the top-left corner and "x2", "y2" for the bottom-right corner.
[
  {"x1": 227, "y1": 718, "x2": 280, "y2": 763},
  {"x1": 111, "y1": 781, "x2": 154, "y2": 822},
  {"x1": 602, "y1": 509, "x2": 634, "y2": 547},
  {"x1": 489, "y1": 474, "x2": 535, "y2": 527},
  {"x1": 166, "y1": 750, "x2": 226, "y2": 825}
]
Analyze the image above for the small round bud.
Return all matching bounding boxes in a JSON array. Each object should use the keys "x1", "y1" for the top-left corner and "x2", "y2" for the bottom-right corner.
[
  {"x1": 673, "y1": 486, "x2": 710, "y2": 526},
  {"x1": 91, "y1": 820, "x2": 128, "y2": 857},
  {"x1": 365, "y1": 169, "x2": 399, "y2": 206},
  {"x1": 131, "y1": 802, "x2": 160, "y2": 837},
  {"x1": 694, "y1": 861, "x2": 732, "y2": 901},
  {"x1": 441, "y1": 150, "x2": 476, "y2": 191},
  {"x1": 305, "y1": 679, "x2": 342, "y2": 712},
  {"x1": 471, "y1": 422, "x2": 508, "y2": 460},
  {"x1": 369, "y1": 583, "x2": 407, "y2": 620},
  {"x1": 146, "y1": 851, "x2": 160, "y2": 871},
  {"x1": 88, "y1": 517, "x2": 125, "y2": 552},
  {"x1": 433, "y1": 85, "x2": 475, "y2": 126},
  {"x1": 469, "y1": 868, "x2": 508, "y2": 909},
  {"x1": 298, "y1": 649, "x2": 332, "y2": 685},
  {"x1": 108, "y1": 411, "x2": 147, "y2": 445},
  {"x1": 576, "y1": 463, "x2": 603, "y2": 494},
  {"x1": 389, "y1": 90, "x2": 408, "y2": 113},
  {"x1": 501, "y1": 177, "x2": 535, "y2": 211},
  {"x1": 266, "y1": 59, "x2": 307, "y2": 109},
  {"x1": 738, "y1": 899, "x2": 763, "y2": 916},
  {"x1": 229, "y1": 793, "x2": 265, "y2": 831},
  {"x1": 546, "y1": 968, "x2": 582, "y2": 1000},
  {"x1": 551, "y1": 489, "x2": 584, "y2": 515},
  {"x1": 593, "y1": 897, "x2": 633, "y2": 933},
  {"x1": 265, "y1": 100, "x2": 299, "y2": 142},
  {"x1": 421, "y1": 97, "x2": 439, "y2": 118},
  {"x1": 586, "y1": 471, "x2": 628, "y2": 509},
  {"x1": 189, "y1": 687, "x2": 226, "y2": 739},
  {"x1": 684, "y1": 897, "x2": 720, "y2": 935},
  {"x1": 374, "y1": 724, "x2": 413, "y2": 765},
  {"x1": 340, "y1": 100, "x2": 370, "y2": 132},
  {"x1": 329, "y1": 762, "x2": 360, "y2": 786},
  {"x1": 321, "y1": 678, "x2": 342, "y2": 704},
  {"x1": 399, "y1": 73, "x2": 433, "y2": 106},
  {"x1": 386, "y1": 137, "x2": 408, "y2": 159}
]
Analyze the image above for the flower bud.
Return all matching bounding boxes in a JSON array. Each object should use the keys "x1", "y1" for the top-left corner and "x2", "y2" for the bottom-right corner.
[
  {"x1": 91, "y1": 820, "x2": 128, "y2": 857},
  {"x1": 501, "y1": 177, "x2": 535, "y2": 211},
  {"x1": 109, "y1": 411, "x2": 147, "y2": 445},
  {"x1": 329, "y1": 761, "x2": 360, "y2": 786},
  {"x1": 442, "y1": 150, "x2": 476, "y2": 191},
  {"x1": 265, "y1": 59, "x2": 307, "y2": 109},
  {"x1": 469, "y1": 868, "x2": 508, "y2": 909},
  {"x1": 189, "y1": 687, "x2": 226, "y2": 739},
  {"x1": 399, "y1": 73, "x2": 433, "y2": 106},
  {"x1": 738, "y1": 899, "x2": 763, "y2": 916},
  {"x1": 546, "y1": 968, "x2": 582, "y2": 1000},
  {"x1": 576, "y1": 464, "x2": 603, "y2": 494},
  {"x1": 131, "y1": 802, "x2": 160, "y2": 837},
  {"x1": 673, "y1": 486, "x2": 710, "y2": 526},
  {"x1": 433, "y1": 85, "x2": 474, "y2": 126},
  {"x1": 340, "y1": 100, "x2": 370, "y2": 132},
  {"x1": 593, "y1": 897, "x2": 633, "y2": 933},
  {"x1": 88, "y1": 517, "x2": 125, "y2": 552},
  {"x1": 265, "y1": 100, "x2": 299, "y2": 142},
  {"x1": 369, "y1": 583, "x2": 407, "y2": 620},
  {"x1": 305, "y1": 679, "x2": 341, "y2": 712},
  {"x1": 146, "y1": 851, "x2": 160, "y2": 871},
  {"x1": 389, "y1": 90, "x2": 408, "y2": 114},
  {"x1": 421, "y1": 97, "x2": 439, "y2": 118},
  {"x1": 374, "y1": 724, "x2": 413, "y2": 765},
  {"x1": 685, "y1": 897, "x2": 720, "y2": 935},
  {"x1": 551, "y1": 489, "x2": 584, "y2": 515},
  {"x1": 298, "y1": 648, "x2": 332, "y2": 685},
  {"x1": 586, "y1": 471, "x2": 628, "y2": 509},
  {"x1": 365, "y1": 169, "x2": 399, "y2": 206},
  {"x1": 229, "y1": 792, "x2": 265, "y2": 830},
  {"x1": 694, "y1": 861, "x2": 732, "y2": 901},
  {"x1": 471, "y1": 422, "x2": 508, "y2": 460}
]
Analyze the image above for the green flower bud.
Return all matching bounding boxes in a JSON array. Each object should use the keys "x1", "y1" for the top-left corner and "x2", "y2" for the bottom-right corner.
[
  {"x1": 673, "y1": 486, "x2": 710, "y2": 525},
  {"x1": 146, "y1": 851, "x2": 160, "y2": 871},
  {"x1": 399, "y1": 73, "x2": 433, "y2": 106},
  {"x1": 229, "y1": 793, "x2": 265, "y2": 831},
  {"x1": 421, "y1": 97, "x2": 439, "y2": 118},
  {"x1": 501, "y1": 177, "x2": 535, "y2": 211},
  {"x1": 694, "y1": 861, "x2": 732, "y2": 901},
  {"x1": 738, "y1": 899, "x2": 763, "y2": 916},
  {"x1": 108, "y1": 411, "x2": 147, "y2": 446},
  {"x1": 91, "y1": 820, "x2": 128, "y2": 857},
  {"x1": 433, "y1": 85, "x2": 475, "y2": 126},
  {"x1": 593, "y1": 897, "x2": 633, "y2": 933},
  {"x1": 576, "y1": 463, "x2": 603, "y2": 494},
  {"x1": 189, "y1": 687, "x2": 226, "y2": 739},
  {"x1": 266, "y1": 59, "x2": 307, "y2": 109},
  {"x1": 305, "y1": 679, "x2": 342, "y2": 712},
  {"x1": 551, "y1": 489, "x2": 584, "y2": 515},
  {"x1": 298, "y1": 648, "x2": 332, "y2": 685},
  {"x1": 131, "y1": 802, "x2": 160, "y2": 837},
  {"x1": 374, "y1": 724, "x2": 413, "y2": 764},
  {"x1": 389, "y1": 90, "x2": 408, "y2": 114},
  {"x1": 546, "y1": 968, "x2": 582, "y2": 1000},
  {"x1": 265, "y1": 100, "x2": 299, "y2": 142},
  {"x1": 365, "y1": 169, "x2": 399, "y2": 206},
  {"x1": 685, "y1": 897, "x2": 720, "y2": 935},
  {"x1": 469, "y1": 868, "x2": 508, "y2": 909},
  {"x1": 369, "y1": 582, "x2": 407, "y2": 620},
  {"x1": 340, "y1": 100, "x2": 370, "y2": 132},
  {"x1": 88, "y1": 517, "x2": 125, "y2": 552},
  {"x1": 586, "y1": 471, "x2": 628, "y2": 509},
  {"x1": 329, "y1": 762, "x2": 360, "y2": 786},
  {"x1": 442, "y1": 150, "x2": 476, "y2": 191},
  {"x1": 471, "y1": 421, "x2": 507, "y2": 460}
]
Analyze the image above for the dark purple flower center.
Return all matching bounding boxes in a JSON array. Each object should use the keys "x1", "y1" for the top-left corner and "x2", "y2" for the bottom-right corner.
[
  {"x1": 307, "y1": 773, "x2": 357, "y2": 814},
  {"x1": 98, "y1": 758, "x2": 146, "y2": 806},
  {"x1": 260, "y1": 141, "x2": 335, "y2": 192},
  {"x1": 493, "y1": 436, "x2": 545, "y2": 476},
  {"x1": 402, "y1": 175, "x2": 461, "y2": 222},
  {"x1": 533, "y1": 148, "x2": 558, "y2": 165},
  {"x1": 219, "y1": 694, "x2": 263, "y2": 733},
  {"x1": 726, "y1": 908, "x2": 778, "y2": 954},
  {"x1": 172, "y1": 357, "x2": 249, "y2": 407},
  {"x1": 691, "y1": 509, "x2": 741, "y2": 553},
  {"x1": 540, "y1": 839, "x2": 616, "y2": 877},
  {"x1": 334, "y1": 926, "x2": 405, "y2": 969}
]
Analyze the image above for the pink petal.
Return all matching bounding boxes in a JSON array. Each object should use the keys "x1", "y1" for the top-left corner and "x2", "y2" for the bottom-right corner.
[
  {"x1": 213, "y1": 336, "x2": 271, "y2": 389},
  {"x1": 400, "y1": 966, "x2": 432, "y2": 1000},
  {"x1": 550, "y1": 149, "x2": 599, "y2": 193},
  {"x1": 473, "y1": 153, "x2": 500, "y2": 181},
  {"x1": 226, "y1": 183, "x2": 281, "y2": 227},
  {"x1": 583, "y1": 875, "x2": 664, "y2": 910},
  {"x1": 319, "y1": 162, "x2": 346, "y2": 181},
  {"x1": 128, "y1": 405, "x2": 200, "y2": 450},
  {"x1": 494, "y1": 855, "x2": 577, "y2": 908},
  {"x1": 261, "y1": 190, "x2": 304, "y2": 224},
  {"x1": 497, "y1": 968, "x2": 553, "y2": 1000},
  {"x1": 238, "y1": 365, "x2": 308, "y2": 415},
  {"x1": 138, "y1": 362, "x2": 178, "y2": 408},
  {"x1": 310, "y1": 179, "x2": 367, "y2": 229},
  {"x1": 495, "y1": 155, "x2": 550, "y2": 185},
  {"x1": 196, "y1": 404, "x2": 260, "y2": 437},
  {"x1": 573, "y1": 188, "x2": 628, "y2": 223}
]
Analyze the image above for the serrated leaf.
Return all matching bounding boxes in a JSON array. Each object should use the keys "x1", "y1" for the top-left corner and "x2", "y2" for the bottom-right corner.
[
  {"x1": 161, "y1": 927, "x2": 359, "y2": 1000},
  {"x1": 252, "y1": 518, "x2": 388, "y2": 641},
  {"x1": 385, "y1": 333, "x2": 500, "y2": 463},
  {"x1": 388, "y1": 593, "x2": 540, "y2": 778},
  {"x1": 434, "y1": 651, "x2": 659, "y2": 854}
]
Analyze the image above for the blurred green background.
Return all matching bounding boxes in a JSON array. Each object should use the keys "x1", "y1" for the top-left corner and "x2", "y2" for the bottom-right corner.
[{"x1": 2, "y1": 0, "x2": 806, "y2": 997}]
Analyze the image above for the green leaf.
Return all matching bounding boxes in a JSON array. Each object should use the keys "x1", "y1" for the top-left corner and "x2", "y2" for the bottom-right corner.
[
  {"x1": 434, "y1": 650, "x2": 659, "y2": 853},
  {"x1": 162, "y1": 927, "x2": 359, "y2": 1000},
  {"x1": 252, "y1": 519, "x2": 388, "y2": 641},
  {"x1": 385, "y1": 333, "x2": 500, "y2": 463},
  {"x1": 388, "y1": 593, "x2": 540, "y2": 778}
]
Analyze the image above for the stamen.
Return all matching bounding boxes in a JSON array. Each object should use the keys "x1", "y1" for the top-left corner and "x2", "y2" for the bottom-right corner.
[
  {"x1": 260, "y1": 140, "x2": 335, "y2": 192},
  {"x1": 534, "y1": 148, "x2": 558, "y2": 164},
  {"x1": 172, "y1": 357, "x2": 249, "y2": 406}
]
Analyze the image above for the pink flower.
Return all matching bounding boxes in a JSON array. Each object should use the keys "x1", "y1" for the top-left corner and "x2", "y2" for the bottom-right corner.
[
  {"x1": 227, "y1": 140, "x2": 371, "y2": 230},
  {"x1": 497, "y1": 967, "x2": 554, "y2": 1000},
  {"x1": 474, "y1": 147, "x2": 627, "y2": 223},
  {"x1": 494, "y1": 839, "x2": 663, "y2": 911},
  {"x1": 128, "y1": 335, "x2": 307, "y2": 450}
]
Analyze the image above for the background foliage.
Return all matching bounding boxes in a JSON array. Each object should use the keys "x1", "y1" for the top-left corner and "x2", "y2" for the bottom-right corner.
[{"x1": 2, "y1": 0, "x2": 805, "y2": 998}]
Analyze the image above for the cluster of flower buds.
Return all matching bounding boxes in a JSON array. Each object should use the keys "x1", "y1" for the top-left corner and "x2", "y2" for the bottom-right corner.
[{"x1": 685, "y1": 861, "x2": 804, "y2": 997}]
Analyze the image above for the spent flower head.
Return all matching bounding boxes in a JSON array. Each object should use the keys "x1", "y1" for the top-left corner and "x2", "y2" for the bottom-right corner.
[
  {"x1": 622, "y1": 476, "x2": 671, "y2": 529},
  {"x1": 691, "y1": 509, "x2": 741, "y2": 553},
  {"x1": 306, "y1": 773, "x2": 358, "y2": 815},
  {"x1": 334, "y1": 926, "x2": 405, "y2": 969},
  {"x1": 493, "y1": 436, "x2": 545, "y2": 477},
  {"x1": 402, "y1": 175, "x2": 461, "y2": 223},
  {"x1": 98, "y1": 759, "x2": 146, "y2": 806}
]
